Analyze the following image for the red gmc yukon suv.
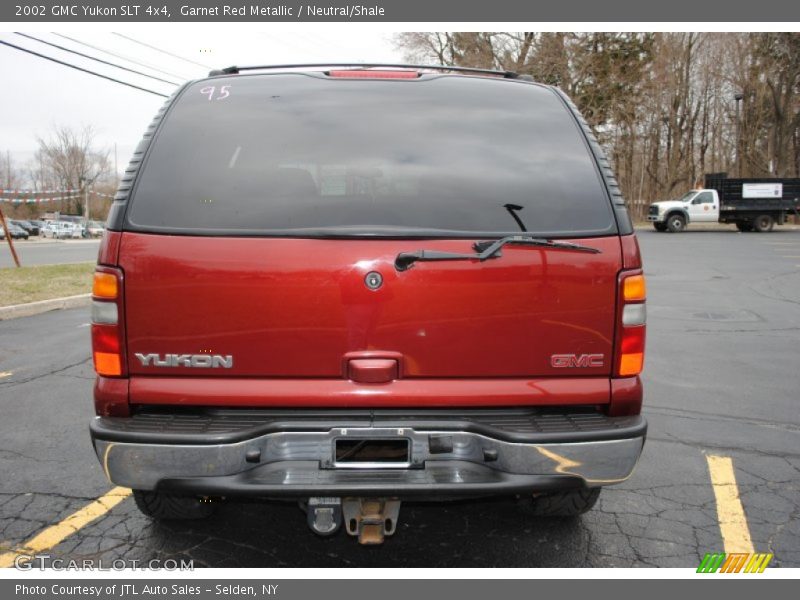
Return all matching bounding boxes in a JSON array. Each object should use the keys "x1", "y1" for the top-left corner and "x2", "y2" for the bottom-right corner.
[{"x1": 89, "y1": 64, "x2": 646, "y2": 543}]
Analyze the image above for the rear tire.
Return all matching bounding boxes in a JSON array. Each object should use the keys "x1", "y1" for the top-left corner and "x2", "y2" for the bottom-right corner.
[
  {"x1": 753, "y1": 214, "x2": 774, "y2": 233},
  {"x1": 666, "y1": 213, "x2": 686, "y2": 233},
  {"x1": 518, "y1": 487, "x2": 601, "y2": 517},
  {"x1": 132, "y1": 489, "x2": 217, "y2": 520},
  {"x1": 653, "y1": 223, "x2": 668, "y2": 232}
]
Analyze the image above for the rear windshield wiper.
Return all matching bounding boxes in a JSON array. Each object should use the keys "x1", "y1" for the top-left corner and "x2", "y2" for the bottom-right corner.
[{"x1": 395, "y1": 235, "x2": 601, "y2": 272}]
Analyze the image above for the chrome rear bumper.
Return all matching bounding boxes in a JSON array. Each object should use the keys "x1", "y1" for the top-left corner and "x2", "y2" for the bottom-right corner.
[{"x1": 91, "y1": 410, "x2": 646, "y2": 496}]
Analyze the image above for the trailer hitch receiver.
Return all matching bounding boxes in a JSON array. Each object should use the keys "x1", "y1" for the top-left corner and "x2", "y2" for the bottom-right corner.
[{"x1": 342, "y1": 498, "x2": 401, "y2": 545}]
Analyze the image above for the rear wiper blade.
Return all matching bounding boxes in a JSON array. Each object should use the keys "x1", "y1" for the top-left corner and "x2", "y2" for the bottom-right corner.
[
  {"x1": 472, "y1": 235, "x2": 602, "y2": 256},
  {"x1": 395, "y1": 235, "x2": 601, "y2": 272}
]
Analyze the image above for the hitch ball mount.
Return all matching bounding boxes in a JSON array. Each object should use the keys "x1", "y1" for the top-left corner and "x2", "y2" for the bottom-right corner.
[{"x1": 306, "y1": 497, "x2": 401, "y2": 545}]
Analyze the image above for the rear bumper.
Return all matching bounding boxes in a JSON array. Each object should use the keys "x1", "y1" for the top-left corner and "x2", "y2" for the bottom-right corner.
[{"x1": 90, "y1": 409, "x2": 646, "y2": 497}]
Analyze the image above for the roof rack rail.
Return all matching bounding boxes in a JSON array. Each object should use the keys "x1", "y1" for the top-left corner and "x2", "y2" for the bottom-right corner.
[{"x1": 207, "y1": 63, "x2": 532, "y2": 80}]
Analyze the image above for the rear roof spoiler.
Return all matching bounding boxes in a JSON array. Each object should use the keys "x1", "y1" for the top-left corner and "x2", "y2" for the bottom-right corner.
[{"x1": 207, "y1": 63, "x2": 534, "y2": 80}]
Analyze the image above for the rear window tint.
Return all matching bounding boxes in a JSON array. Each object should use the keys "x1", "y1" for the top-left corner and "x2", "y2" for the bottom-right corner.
[{"x1": 126, "y1": 74, "x2": 615, "y2": 237}]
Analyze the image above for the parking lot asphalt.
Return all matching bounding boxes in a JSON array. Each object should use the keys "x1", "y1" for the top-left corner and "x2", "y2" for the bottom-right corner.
[
  {"x1": 0, "y1": 227, "x2": 798, "y2": 568},
  {"x1": 0, "y1": 239, "x2": 101, "y2": 268}
]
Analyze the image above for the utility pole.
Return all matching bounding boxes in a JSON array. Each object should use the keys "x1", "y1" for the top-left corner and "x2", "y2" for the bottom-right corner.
[{"x1": 0, "y1": 206, "x2": 21, "y2": 268}]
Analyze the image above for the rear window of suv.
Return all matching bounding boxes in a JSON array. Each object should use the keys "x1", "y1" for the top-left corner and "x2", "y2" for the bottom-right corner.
[{"x1": 126, "y1": 73, "x2": 616, "y2": 238}]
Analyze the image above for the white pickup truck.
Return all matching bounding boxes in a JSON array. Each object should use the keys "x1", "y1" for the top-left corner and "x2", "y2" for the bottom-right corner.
[{"x1": 648, "y1": 178, "x2": 800, "y2": 233}]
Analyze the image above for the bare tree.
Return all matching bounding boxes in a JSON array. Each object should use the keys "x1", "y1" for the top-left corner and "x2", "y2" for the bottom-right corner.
[
  {"x1": 0, "y1": 151, "x2": 21, "y2": 190},
  {"x1": 755, "y1": 33, "x2": 800, "y2": 176},
  {"x1": 393, "y1": 32, "x2": 539, "y2": 71},
  {"x1": 396, "y1": 31, "x2": 800, "y2": 217},
  {"x1": 34, "y1": 125, "x2": 110, "y2": 215},
  {"x1": 395, "y1": 32, "x2": 456, "y2": 65}
]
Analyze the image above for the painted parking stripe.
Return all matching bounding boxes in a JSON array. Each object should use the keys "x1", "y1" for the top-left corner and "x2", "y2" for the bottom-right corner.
[
  {"x1": 0, "y1": 487, "x2": 130, "y2": 568},
  {"x1": 706, "y1": 455, "x2": 755, "y2": 554},
  {"x1": 0, "y1": 372, "x2": 12, "y2": 379}
]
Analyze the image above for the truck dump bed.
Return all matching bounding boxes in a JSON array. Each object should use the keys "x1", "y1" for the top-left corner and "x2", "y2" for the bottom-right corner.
[{"x1": 705, "y1": 174, "x2": 800, "y2": 213}]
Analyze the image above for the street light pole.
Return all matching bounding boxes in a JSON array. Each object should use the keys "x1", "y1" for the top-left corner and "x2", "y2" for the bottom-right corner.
[
  {"x1": 734, "y1": 92, "x2": 744, "y2": 178},
  {"x1": 78, "y1": 175, "x2": 89, "y2": 238}
]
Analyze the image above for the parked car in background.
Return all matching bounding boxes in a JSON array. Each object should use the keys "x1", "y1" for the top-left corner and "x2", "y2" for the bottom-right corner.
[
  {"x1": 64, "y1": 222, "x2": 83, "y2": 239},
  {"x1": 41, "y1": 221, "x2": 82, "y2": 239},
  {"x1": 86, "y1": 220, "x2": 105, "y2": 238},
  {"x1": 0, "y1": 223, "x2": 29, "y2": 240},
  {"x1": 40, "y1": 221, "x2": 57, "y2": 238},
  {"x1": 10, "y1": 219, "x2": 40, "y2": 236}
]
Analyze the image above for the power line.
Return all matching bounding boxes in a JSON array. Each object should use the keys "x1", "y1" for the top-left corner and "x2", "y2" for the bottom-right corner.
[
  {"x1": 112, "y1": 33, "x2": 212, "y2": 70},
  {"x1": 0, "y1": 40, "x2": 169, "y2": 98},
  {"x1": 52, "y1": 33, "x2": 189, "y2": 80},
  {"x1": 14, "y1": 32, "x2": 180, "y2": 86}
]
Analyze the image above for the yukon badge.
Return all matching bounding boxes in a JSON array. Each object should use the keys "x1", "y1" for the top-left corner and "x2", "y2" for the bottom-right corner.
[
  {"x1": 551, "y1": 353, "x2": 604, "y2": 368},
  {"x1": 135, "y1": 353, "x2": 234, "y2": 369}
]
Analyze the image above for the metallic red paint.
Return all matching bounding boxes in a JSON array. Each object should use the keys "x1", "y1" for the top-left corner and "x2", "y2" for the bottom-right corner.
[
  {"x1": 620, "y1": 234, "x2": 642, "y2": 270},
  {"x1": 609, "y1": 376, "x2": 643, "y2": 416},
  {"x1": 94, "y1": 376, "x2": 130, "y2": 416},
  {"x1": 347, "y1": 359, "x2": 399, "y2": 383},
  {"x1": 118, "y1": 233, "x2": 622, "y2": 381},
  {"x1": 129, "y1": 376, "x2": 610, "y2": 408},
  {"x1": 97, "y1": 230, "x2": 122, "y2": 266}
]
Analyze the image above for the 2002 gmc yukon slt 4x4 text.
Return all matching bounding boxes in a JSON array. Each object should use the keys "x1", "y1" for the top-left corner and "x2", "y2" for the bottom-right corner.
[{"x1": 89, "y1": 64, "x2": 647, "y2": 544}]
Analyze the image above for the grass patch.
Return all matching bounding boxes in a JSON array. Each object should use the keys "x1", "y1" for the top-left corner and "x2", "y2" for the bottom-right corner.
[{"x1": 0, "y1": 262, "x2": 95, "y2": 307}]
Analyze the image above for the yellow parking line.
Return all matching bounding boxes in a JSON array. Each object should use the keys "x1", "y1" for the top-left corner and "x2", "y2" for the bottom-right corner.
[
  {"x1": 706, "y1": 455, "x2": 754, "y2": 554},
  {"x1": 0, "y1": 372, "x2": 12, "y2": 379},
  {"x1": 0, "y1": 487, "x2": 130, "y2": 568}
]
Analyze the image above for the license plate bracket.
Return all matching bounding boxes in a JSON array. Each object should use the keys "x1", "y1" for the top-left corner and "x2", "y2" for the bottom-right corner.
[{"x1": 333, "y1": 438, "x2": 411, "y2": 468}]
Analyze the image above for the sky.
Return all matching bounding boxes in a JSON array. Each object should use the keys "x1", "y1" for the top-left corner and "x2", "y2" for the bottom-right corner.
[
  {"x1": 0, "y1": 30, "x2": 401, "y2": 180},
  {"x1": 2, "y1": 23, "x2": 778, "y2": 183}
]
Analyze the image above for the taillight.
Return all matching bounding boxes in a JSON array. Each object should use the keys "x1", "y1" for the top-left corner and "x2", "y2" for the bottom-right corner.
[
  {"x1": 91, "y1": 266, "x2": 126, "y2": 377},
  {"x1": 615, "y1": 272, "x2": 646, "y2": 377},
  {"x1": 92, "y1": 272, "x2": 118, "y2": 299}
]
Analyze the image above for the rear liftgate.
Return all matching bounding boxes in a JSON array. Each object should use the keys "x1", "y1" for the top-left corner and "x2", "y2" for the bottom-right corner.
[{"x1": 307, "y1": 432, "x2": 408, "y2": 544}]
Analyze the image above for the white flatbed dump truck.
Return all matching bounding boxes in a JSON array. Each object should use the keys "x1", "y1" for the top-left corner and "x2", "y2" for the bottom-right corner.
[{"x1": 648, "y1": 174, "x2": 800, "y2": 232}]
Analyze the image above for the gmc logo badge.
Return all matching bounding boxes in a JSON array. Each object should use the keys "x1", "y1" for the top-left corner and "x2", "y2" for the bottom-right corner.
[{"x1": 551, "y1": 353, "x2": 605, "y2": 368}]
